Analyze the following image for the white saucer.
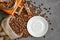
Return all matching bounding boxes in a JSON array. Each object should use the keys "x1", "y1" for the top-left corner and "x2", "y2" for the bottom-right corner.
[{"x1": 27, "y1": 16, "x2": 48, "y2": 37}]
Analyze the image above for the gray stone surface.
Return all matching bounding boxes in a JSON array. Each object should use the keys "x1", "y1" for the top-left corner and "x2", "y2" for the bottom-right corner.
[{"x1": 0, "y1": 0, "x2": 60, "y2": 40}]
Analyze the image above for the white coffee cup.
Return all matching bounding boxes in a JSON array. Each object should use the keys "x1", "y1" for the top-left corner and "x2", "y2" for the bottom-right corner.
[{"x1": 27, "y1": 16, "x2": 48, "y2": 37}]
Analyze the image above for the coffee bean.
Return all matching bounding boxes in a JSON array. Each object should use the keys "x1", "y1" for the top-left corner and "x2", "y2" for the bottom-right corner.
[
  {"x1": 51, "y1": 28, "x2": 54, "y2": 30},
  {"x1": 41, "y1": 3, "x2": 43, "y2": 6},
  {"x1": 49, "y1": 13, "x2": 52, "y2": 15},
  {"x1": 49, "y1": 8, "x2": 51, "y2": 10},
  {"x1": 43, "y1": 36, "x2": 45, "y2": 38},
  {"x1": 47, "y1": 10, "x2": 49, "y2": 13}
]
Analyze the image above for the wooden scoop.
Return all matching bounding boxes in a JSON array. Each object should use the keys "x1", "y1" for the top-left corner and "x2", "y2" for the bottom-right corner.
[{"x1": 0, "y1": 0, "x2": 24, "y2": 15}]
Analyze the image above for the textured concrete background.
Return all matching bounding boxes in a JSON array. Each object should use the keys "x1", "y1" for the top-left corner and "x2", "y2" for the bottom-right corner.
[{"x1": 0, "y1": 0, "x2": 60, "y2": 40}]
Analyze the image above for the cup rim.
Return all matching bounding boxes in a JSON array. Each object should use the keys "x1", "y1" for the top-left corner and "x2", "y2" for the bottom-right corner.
[{"x1": 27, "y1": 16, "x2": 49, "y2": 37}]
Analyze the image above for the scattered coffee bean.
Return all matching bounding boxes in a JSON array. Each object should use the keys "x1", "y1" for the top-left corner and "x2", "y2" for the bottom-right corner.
[
  {"x1": 49, "y1": 8, "x2": 51, "y2": 10},
  {"x1": 47, "y1": 10, "x2": 49, "y2": 13},
  {"x1": 49, "y1": 13, "x2": 52, "y2": 15},
  {"x1": 51, "y1": 28, "x2": 54, "y2": 30},
  {"x1": 43, "y1": 36, "x2": 45, "y2": 38},
  {"x1": 41, "y1": 3, "x2": 43, "y2": 6},
  {"x1": 43, "y1": 8, "x2": 47, "y2": 10},
  {"x1": 49, "y1": 22, "x2": 52, "y2": 25},
  {"x1": 33, "y1": 2, "x2": 36, "y2": 4},
  {"x1": 45, "y1": 16, "x2": 48, "y2": 18}
]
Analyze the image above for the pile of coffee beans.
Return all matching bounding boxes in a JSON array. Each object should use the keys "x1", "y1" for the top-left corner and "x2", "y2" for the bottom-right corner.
[{"x1": 9, "y1": 8, "x2": 39, "y2": 37}]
